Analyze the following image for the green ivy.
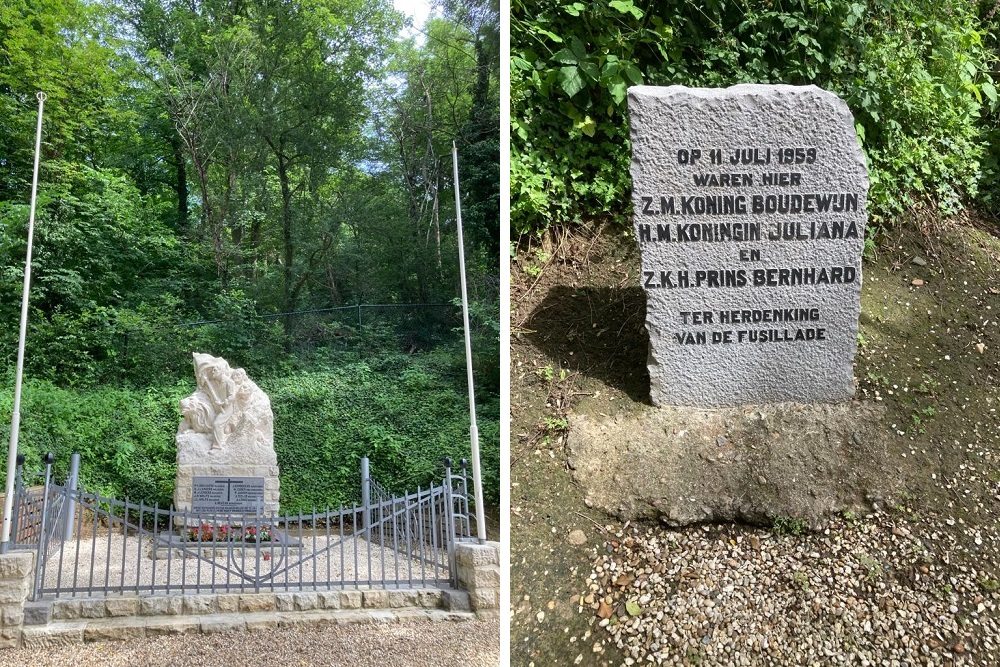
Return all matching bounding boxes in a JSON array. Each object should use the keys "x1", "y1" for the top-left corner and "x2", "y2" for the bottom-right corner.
[
  {"x1": 0, "y1": 350, "x2": 500, "y2": 513},
  {"x1": 512, "y1": 0, "x2": 997, "y2": 233}
]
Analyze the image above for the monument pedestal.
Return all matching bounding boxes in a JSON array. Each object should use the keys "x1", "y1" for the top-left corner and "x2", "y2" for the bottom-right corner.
[
  {"x1": 173, "y1": 465, "x2": 281, "y2": 521},
  {"x1": 567, "y1": 401, "x2": 896, "y2": 527}
]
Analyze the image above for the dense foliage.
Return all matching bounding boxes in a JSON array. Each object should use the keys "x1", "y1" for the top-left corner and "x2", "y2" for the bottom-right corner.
[
  {"x1": 2, "y1": 348, "x2": 500, "y2": 510},
  {"x1": 0, "y1": 0, "x2": 500, "y2": 508},
  {"x1": 512, "y1": 0, "x2": 999, "y2": 233}
]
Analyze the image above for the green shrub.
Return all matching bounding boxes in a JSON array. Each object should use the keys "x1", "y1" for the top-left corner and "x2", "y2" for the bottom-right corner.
[
  {"x1": 512, "y1": 0, "x2": 996, "y2": 233},
  {"x1": 0, "y1": 354, "x2": 500, "y2": 513}
]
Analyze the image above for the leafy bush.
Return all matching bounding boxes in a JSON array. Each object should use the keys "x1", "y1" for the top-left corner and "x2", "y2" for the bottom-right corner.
[
  {"x1": 0, "y1": 353, "x2": 500, "y2": 513},
  {"x1": 512, "y1": 0, "x2": 996, "y2": 233}
]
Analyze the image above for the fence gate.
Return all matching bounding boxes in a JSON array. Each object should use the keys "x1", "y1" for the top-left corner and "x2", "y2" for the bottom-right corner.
[{"x1": 11, "y1": 455, "x2": 473, "y2": 601}]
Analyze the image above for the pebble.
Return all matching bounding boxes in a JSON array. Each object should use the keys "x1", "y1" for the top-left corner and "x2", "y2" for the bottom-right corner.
[
  {"x1": 583, "y1": 513, "x2": 999, "y2": 665},
  {"x1": 568, "y1": 529, "x2": 587, "y2": 546}
]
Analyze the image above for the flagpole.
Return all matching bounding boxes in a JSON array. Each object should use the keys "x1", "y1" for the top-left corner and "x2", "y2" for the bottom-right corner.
[
  {"x1": 452, "y1": 141, "x2": 487, "y2": 544},
  {"x1": 1, "y1": 91, "x2": 46, "y2": 553}
]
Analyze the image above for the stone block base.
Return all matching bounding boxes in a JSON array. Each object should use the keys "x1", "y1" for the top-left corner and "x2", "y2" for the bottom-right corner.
[
  {"x1": 0, "y1": 553, "x2": 34, "y2": 649},
  {"x1": 567, "y1": 402, "x2": 896, "y2": 527},
  {"x1": 17, "y1": 587, "x2": 471, "y2": 648},
  {"x1": 454, "y1": 541, "x2": 500, "y2": 613}
]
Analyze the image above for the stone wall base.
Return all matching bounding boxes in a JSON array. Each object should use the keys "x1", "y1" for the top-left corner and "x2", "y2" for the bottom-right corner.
[{"x1": 13, "y1": 586, "x2": 475, "y2": 648}]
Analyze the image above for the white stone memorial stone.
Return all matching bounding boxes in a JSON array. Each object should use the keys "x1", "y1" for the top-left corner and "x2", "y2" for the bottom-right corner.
[
  {"x1": 629, "y1": 84, "x2": 868, "y2": 406},
  {"x1": 173, "y1": 353, "x2": 279, "y2": 518}
]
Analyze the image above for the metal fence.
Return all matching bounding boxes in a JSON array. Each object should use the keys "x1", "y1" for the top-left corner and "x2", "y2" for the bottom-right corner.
[
  {"x1": 13, "y1": 455, "x2": 473, "y2": 601},
  {"x1": 9, "y1": 453, "x2": 75, "y2": 550}
]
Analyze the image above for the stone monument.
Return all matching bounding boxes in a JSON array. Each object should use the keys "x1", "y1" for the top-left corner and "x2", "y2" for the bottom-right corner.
[
  {"x1": 629, "y1": 84, "x2": 867, "y2": 406},
  {"x1": 564, "y1": 85, "x2": 893, "y2": 528},
  {"x1": 173, "y1": 353, "x2": 280, "y2": 519}
]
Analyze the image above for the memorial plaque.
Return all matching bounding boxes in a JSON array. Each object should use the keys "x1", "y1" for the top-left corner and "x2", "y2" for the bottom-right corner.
[
  {"x1": 191, "y1": 476, "x2": 266, "y2": 514},
  {"x1": 629, "y1": 84, "x2": 868, "y2": 406}
]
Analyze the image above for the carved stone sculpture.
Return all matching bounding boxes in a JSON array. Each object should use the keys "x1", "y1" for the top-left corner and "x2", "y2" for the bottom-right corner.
[{"x1": 173, "y1": 353, "x2": 280, "y2": 519}]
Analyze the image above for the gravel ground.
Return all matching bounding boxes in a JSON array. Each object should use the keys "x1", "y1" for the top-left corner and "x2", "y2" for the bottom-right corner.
[
  {"x1": 0, "y1": 618, "x2": 500, "y2": 667},
  {"x1": 580, "y1": 511, "x2": 999, "y2": 666},
  {"x1": 39, "y1": 533, "x2": 447, "y2": 591}
]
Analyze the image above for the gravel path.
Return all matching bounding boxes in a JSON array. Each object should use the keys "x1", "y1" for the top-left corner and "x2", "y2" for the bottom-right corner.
[
  {"x1": 581, "y1": 512, "x2": 999, "y2": 666},
  {"x1": 39, "y1": 533, "x2": 447, "y2": 592},
  {"x1": 0, "y1": 619, "x2": 499, "y2": 667}
]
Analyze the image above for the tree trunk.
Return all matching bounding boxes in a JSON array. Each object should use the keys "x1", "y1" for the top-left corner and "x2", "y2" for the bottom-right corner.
[
  {"x1": 278, "y1": 154, "x2": 294, "y2": 313},
  {"x1": 170, "y1": 133, "x2": 189, "y2": 229}
]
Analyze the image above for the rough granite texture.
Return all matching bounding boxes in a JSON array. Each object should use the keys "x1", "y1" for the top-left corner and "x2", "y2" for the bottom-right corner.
[
  {"x1": 628, "y1": 84, "x2": 868, "y2": 406},
  {"x1": 566, "y1": 401, "x2": 895, "y2": 527}
]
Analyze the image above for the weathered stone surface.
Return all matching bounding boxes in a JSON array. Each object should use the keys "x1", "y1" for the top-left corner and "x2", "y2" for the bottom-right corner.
[
  {"x1": 0, "y1": 553, "x2": 33, "y2": 580},
  {"x1": 22, "y1": 602, "x2": 50, "y2": 626},
  {"x1": 276, "y1": 610, "x2": 336, "y2": 628},
  {"x1": 393, "y1": 609, "x2": 432, "y2": 622},
  {"x1": 316, "y1": 591, "x2": 341, "y2": 610},
  {"x1": 459, "y1": 565, "x2": 499, "y2": 591},
  {"x1": 331, "y1": 611, "x2": 376, "y2": 625},
  {"x1": 182, "y1": 595, "x2": 214, "y2": 615},
  {"x1": 274, "y1": 592, "x2": 296, "y2": 611},
  {"x1": 77, "y1": 599, "x2": 107, "y2": 619},
  {"x1": 0, "y1": 581, "x2": 29, "y2": 604},
  {"x1": 51, "y1": 600, "x2": 81, "y2": 621},
  {"x1": 386, "y1": 590, "x2": 418, "y2": 608},
  {"x1": 367, "y1": 610, "x2": 396, "y2": 624},
  {"x1": 214, "y1": 594, "x2": 240, "y2": 613},
  {"x1": 455, "y1": 542, "x2": 500, "y2": 568},
  {"x1": 0, "y1": 606, "x2": 23, "y2": 627},
  {"x1": 292, "y1": 592, "x2": 318, "y2": 611},
  {"x1": 361, "y1": 590, "x2": 388, "y2": 608},
  {"x1": 174, "y1": 353, "x2": 280, "y2": 517},
  {"x1": 628, "y1": 84, "x2": 868, "y2": 406},
  {"x1": 338, "y1": 590, "x2": 362, "y2": 609},
  {"x1": 238, "y1": 594, "x2": 276, "y2": 613},
  {"x1": 441, "y1": 589, "x2": 471, "y2": 612},
  {"x1": 105, "y1": 597, "x2": 139, "y2": 617},
  {"x1": 467, "y1": 588, "x2": 499, "y2": 611},
  {"x1": 567, "y1": 401, "x2": 895, "y2": 526},
  {"x1": 0, "y1": 628, "x2": 17, "y2": 649},
  {"x1": 427, "y1": 609, "x2": 476, "y2": 622},
  {"x1": 20, "y1": 623, "x2": 85, "y2": 649},
  {"x1": 199, "y1": 614, "x2": 247, "y2": 634},
  {"x1": 144, "y1": 616, "x2": 199, "y2": 636},
  {"x1": 243, "y1": 614, "x2": 279, "y2": 631},
  {"x1": 417, "y1": 590, "x2": 442, "y2": 608},
  {"x1": 83, "y1": 620, "x2": 145, "y2": 642},
  {"x1": 139, "y1": 596, "x2": 183, "y2": 616}
]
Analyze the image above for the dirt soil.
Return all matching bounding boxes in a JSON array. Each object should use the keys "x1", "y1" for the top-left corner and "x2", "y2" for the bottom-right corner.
[{"x1": 510, "y1": 214, "x2": 1000, "y2": 666}]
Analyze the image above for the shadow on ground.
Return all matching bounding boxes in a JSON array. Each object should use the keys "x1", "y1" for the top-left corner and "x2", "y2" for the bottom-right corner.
[{"x1": 523, "y1": 285, "x2": 650, "y2": 403}]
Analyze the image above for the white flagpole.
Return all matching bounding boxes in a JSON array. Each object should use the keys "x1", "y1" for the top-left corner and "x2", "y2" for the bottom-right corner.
[
  {"x1": 452, "y1": 141, "x2": 487, "y2": 544},
  {"x1": 1, "y1": 91, "x2": 47, "y2": 553}
]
